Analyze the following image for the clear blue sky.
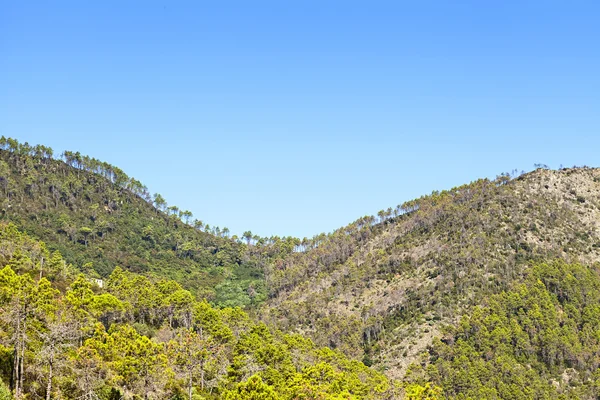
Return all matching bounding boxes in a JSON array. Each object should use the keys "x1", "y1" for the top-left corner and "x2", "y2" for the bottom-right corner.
[{"x1": 1, "y1": 1, "x2": 599, "y2": 238}]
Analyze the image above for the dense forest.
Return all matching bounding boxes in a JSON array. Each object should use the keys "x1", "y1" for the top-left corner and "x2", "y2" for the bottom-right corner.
[
  {"x1": 0, "y1": 137, "x2": 304, "y2": 308},
  {"x1": 407, "y1": 260, "x2": 600, "y2": 398},
  {"x1": 1, "y1": 137, "x2": 600, "y2": 399},
  {"x1": 0, "y1": 223, "x2": 393, "y2": 399}
]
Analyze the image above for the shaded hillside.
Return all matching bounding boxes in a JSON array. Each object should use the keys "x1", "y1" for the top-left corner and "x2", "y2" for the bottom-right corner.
[
  {"x1": 261, "y1": 167, "x2": 600, "y2": 378},
  {"x1": 0, "y1": 138, "x2": 266, "y2": 306}
]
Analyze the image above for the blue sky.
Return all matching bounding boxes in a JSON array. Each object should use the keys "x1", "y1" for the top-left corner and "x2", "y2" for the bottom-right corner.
[{"x1": 1, "y1": 1, "x2": 599, "y2": 238}]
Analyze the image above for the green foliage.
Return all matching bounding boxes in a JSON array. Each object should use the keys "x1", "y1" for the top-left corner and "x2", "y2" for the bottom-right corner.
[
  {"x1": 7, "y1": 137, "x2": 600, "y2": 399},
  {"x1": 0, "y1": 137, "x2": 269, "y2": 306},
  {"x1": 407, "y1": 261, "x2": 600, "y2": 399},
  {"x1": 260, "y1": 167, "x2": 600, "y2": 374},
  {"x1": 0, "y1": 224, "x2": 391, "y2": 399},
  {"x1": 0, "y1": 380, "x2": 11, "y2": 400},
  {"x1": 224, "y1": 375, "x2": 280, "y2": 400},
  {"x1": 404, "y1": 383, "x2": 442, "y2": 400}
]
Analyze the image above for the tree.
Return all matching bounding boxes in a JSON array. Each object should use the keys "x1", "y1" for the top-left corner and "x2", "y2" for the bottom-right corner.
[
  {"x1": 404, "y1": 383, "x2": 442, "y2": 400},
  {"x1": 1, "y1": 271, "x2": 30, "y2": 398},
  {"x1": 142, "y1": 225, "x2": 154, "y2": 242},
  {"x1": 65, "y1": 275, "x2": 100, "y2": 343},
  {"x1": 169, "y1": 328, "x2": 223, "y2": 399},
  {"x1": 243, "y1": 231, "x2": 253, "y2": 246},
  {"x1": 70, "y1": 342, "x2": 110, "y2": 399},
  {"x1": 86, "y1": 325, "x2": 171, "y2": 399},
  {"x1": 152, "y1": 193, "x2": 167, "y2": 214},
  {"x1": 79, "y1": 227, "x2": 93, "y2": 247},
  {"x1": 224, "y1": 375, "x2": 279, "y2": 400},
  {"x1": 0, "y1": 271, "x2": 57, "y2": 399},
  {"x1": 0, "y1": 380, "x2": 11, "y2": 400},
  {"x1": 168, "y1": 206, "x2": 179, "y2": 217},
  {"x1": 181, "y1": 210, "x2": 193, "y2": 225},
  {"x1": 35, "y1": 315, "x2": 78, "y2": 400}
]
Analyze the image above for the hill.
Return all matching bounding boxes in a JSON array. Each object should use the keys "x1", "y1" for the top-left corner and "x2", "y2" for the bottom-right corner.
[
  {"x1": 0, "y1": 137, "x2": 279, "y2": 307},
  {"x1": 4, "y1": 136, "x2": 600, "y2": 398},
  {"x1": 0, "y1": 223, "x2": 393, "y2": 399},
  {"x1": 407, "y1": 259, "x2": 600, "y2": 398},
  {"x1": 260, "y1": 167, "x2": 600, "y2": 381}
]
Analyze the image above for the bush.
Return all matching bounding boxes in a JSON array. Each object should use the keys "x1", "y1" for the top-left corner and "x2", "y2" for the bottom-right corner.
[{"x1": 0, "y1": 380, "x2": 12, "y2": 400}]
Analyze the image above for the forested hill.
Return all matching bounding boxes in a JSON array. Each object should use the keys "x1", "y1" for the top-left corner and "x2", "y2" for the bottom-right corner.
[
  {"x1": 0, "y1": 224, "x2": 393, "y2": 399},
  {"x1": 260, "y1": 166, "x2": 600, "y2": 382},
  {"x1": 5, "y1": 136, "x2": 600, "y2": 398},
  {"x1": 0, "y1": 137, "x2": 286, "y2": 307}
]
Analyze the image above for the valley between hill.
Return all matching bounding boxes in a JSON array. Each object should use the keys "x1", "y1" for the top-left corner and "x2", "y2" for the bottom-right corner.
[{"x1": 1, "y1": 137, "x2": 599, "y2": 399}]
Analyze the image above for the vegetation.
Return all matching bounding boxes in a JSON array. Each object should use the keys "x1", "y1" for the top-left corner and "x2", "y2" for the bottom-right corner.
[
  {"x1": 260, "y1": 165, "x2": 600, "y2": 377},
  {"x1": 0, "y1": 137, "x2": 302, "y2": 307},
  {"x1": 0, "y1": 223, "x2": 393, "y2": 399},
  {"x1": 2, "y1": 137, "x2": 600, "y2": 399},
  {"x1": 407, "y1": 260, "x2": 600, "y2": 399}
]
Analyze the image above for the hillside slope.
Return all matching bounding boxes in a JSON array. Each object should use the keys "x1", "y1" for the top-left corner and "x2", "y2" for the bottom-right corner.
[
  {"x1": 261, "y1": 167, "x2": 600, "y2": 379},
  {"x1": 406, "y1": 260, "x2": 600, "y2": 399},
  {"x1": 0, "y1": 223, "x2": 393, "y2": 399},
  {"x1": 5, "y1": 137, "x2": 600, "y2": 398},
  {"x1": 0, "y1": 139, "x2": 268, "y2": 306}
]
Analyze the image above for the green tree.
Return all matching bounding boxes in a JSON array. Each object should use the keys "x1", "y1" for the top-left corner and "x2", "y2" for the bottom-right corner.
[
  {"x1": 404, "y1": 383, "x2": 442, "y2": 400},
  {"x1": 224, "y1": 375, "x2": 279, "y2": 400},
  {"x1": 35, "y1": 314, "x2": 78, "y2": 400},
  {"x1": 169, "y1": 328, "x2": 223, "y2": 399},
  {"x1": 0, "y1": 379, "x2": 11, "y2": 400},
  {"x1": 78, "y1": 227, "x2": 93, "y2": 247}
]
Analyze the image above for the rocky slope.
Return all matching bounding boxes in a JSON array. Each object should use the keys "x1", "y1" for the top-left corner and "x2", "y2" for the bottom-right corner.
[{"x1": 261, "y1": 167, "x2": 600, "y2": 378}]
